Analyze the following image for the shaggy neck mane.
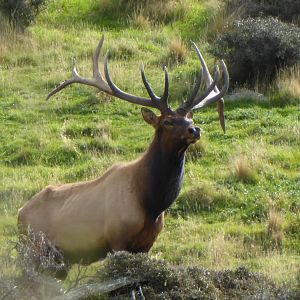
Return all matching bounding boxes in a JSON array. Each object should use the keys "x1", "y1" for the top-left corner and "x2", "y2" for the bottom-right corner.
[{"x1": 137, "y1": 130, "x2": 186, "y2": 220}]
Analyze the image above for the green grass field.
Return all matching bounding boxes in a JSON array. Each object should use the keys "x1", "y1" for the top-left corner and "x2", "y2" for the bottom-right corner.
[{"x1": 0, "y1": 0, "x2": 299, "y2": 292}]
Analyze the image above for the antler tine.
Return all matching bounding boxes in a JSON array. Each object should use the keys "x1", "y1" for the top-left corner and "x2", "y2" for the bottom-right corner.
[
  {"x1": 104, "y1": 55, "x2": 158, "y2": 109},
  {"x1": 177, "y1": 67, "x2": 220, "y2": 113},
  {"x1": 182, "y1": 68, "x2": 203, "y2": 110},
  {"x1": 176, "y1": 68, "x2": 203, "y2": 115},
  {"x1": 140, "y1": 64, "x2": 170, "y2": 113},
  {"x1": 192, "y1": 60, "x2": 229, "y2": 110},
  {"x1": 161, "y1": 66, "x2": 169, "y2": 107},
  {"x1": 46, "y1": 62, "x2": 76, "y2": 100},
  {"x1": 141, "y1": 64, "x2": 160, "y2": 101},
  {"x1": 93, "y1": 35, "x2": 104, "y2": 79},
  {"x1": 192, "y1": 42, "x2": 229, "y2": 132},
  {"x1": 192, "y1": 42, "x2": 213, "y2": 87},
  {"x1": 46, "y1": 36, "x2": 113, "y2": 100},
  {"x1": 192, "y1": 66, "x2": 220, "y2": 106},
  {"x1": 91, "y1": 35, "x2": 112, "y2": 94},
  {"x1": 47, "y1": 35, "x2": 170, "y2": 113}
]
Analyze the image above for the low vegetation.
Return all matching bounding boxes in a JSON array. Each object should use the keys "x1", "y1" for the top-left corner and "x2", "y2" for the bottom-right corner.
[
  {"x1": 211, "y1": 17, "x2": 300, "y2": 86},
  {"x1": 224, "y1": 0, "x2": 300, "y2": 24},
  {"x1": 0, "y1": 0, "x2": 299, "y2": 298},
  {"x1": 1, "y1": 249, "x2": 298, "y2": 299},
  {"x1": 0, "y1": 0, "x2": 45, "y2": 30}
]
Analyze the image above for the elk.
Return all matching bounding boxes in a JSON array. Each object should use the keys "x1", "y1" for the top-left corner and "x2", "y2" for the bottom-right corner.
[{"x1": 18, "y1": 36, "x2": 229, "y2": 278}]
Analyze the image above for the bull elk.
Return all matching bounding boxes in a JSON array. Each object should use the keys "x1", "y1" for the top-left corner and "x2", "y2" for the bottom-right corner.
[{"x1": 18, "y1": 36, "x2": 229, "y2": 278}]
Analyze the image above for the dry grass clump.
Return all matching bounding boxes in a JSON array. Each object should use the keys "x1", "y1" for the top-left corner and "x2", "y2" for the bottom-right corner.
[
  {"x1": 0, "y1": 18, "x2": 35, "y2": 58},
  {"x1": 99, "y1": 0, "x2": 188, "y2": 25},
  {"x1": 167, "y1": 38, "x2": 187, "y2": 64},
  {"x1": 266, "y1": 208, "x2": 284, "y2": 249},
  {"x1": 205, "y1": 1, "x2": 245, "y2": 41},
  {"x1": 229, "y1": 143, "x2": 268, "y2": 183},
  {"x1": 232, "y1": 154, "x2": 258, "y2": 183},
  {"x1": 131, "y1": 11, "x2": 152, "y2": 29},
  {"x1": 131, "y1": 0, "x2": 187, "y2": 25},
  {"x1": 107, "y1": 38, "x2": 139, "y2": 60},
  {"x1": 276, "y1": 64, "x2": 300, "y2": 100},
  {"x1": 207, "y1": 233, "x2": 233, "y2": 269}
]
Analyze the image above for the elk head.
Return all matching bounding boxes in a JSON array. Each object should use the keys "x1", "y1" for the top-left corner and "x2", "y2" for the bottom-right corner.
[{"x1": 47, "y1": 36, "x2": 229, "y2": 149}]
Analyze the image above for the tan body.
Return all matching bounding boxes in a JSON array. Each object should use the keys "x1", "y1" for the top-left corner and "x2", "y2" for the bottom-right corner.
[{"x1": 18, "y1": 157, "x2": 163, "y2": 264}]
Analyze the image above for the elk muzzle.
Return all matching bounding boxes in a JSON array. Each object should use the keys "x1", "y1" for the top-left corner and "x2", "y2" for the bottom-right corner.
[{"x1": 187, "y1": 126, "x2": 201, "y2": 143}]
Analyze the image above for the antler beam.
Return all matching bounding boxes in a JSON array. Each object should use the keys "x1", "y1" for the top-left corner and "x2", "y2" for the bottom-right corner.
[
  {"x1": 47, "y1": 35, "x2": 229, "y2": 131},
  {"x1": 47, "y1": 35, "x2": 171, "y2": 114}
]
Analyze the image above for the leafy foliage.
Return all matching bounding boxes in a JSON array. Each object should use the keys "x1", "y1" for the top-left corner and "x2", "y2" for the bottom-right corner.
[
  {"x1": 211, "y1": 17, "x2": 300, "y2": 86},
  {"x1": 225, "y1": 0, "x2": 300, "y2": 24},
  {"x1": 0, "y1": 0, "x2": 45, "y2": 30}
]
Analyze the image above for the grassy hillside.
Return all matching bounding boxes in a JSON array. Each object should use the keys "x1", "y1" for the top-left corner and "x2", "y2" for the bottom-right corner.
[{"x1": 0, "y1": 0, "x2": 299, "y2": 293}]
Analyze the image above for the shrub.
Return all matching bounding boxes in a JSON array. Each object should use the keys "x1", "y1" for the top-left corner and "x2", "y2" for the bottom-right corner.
[
  {"x1": 97, "y1": 252, "x2": 292, "y2": 299},
  {"x1": 211, "y1": 17, "x2": 300, "y2": 87},
  {"x1": 0, "y1": 0, "x2": 45, "y2": 30},
  {"x1": 224, "y1": 0, "x2": 300, "y2": 24}
]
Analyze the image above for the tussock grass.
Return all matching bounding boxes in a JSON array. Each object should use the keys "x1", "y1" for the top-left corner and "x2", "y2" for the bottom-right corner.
[
  {"x1": 231, "y1": 154, "x2": 258, "y2": 183},
  {"x1": 205, "y1": 0, "x2": 245, "y2": 41},
  {"x1": 276, "y1": 63, "x2": 300, "y2": 102},
  {"x1": 228, "y1": 141, "x2": 268, "y2": 183},
  {"x1": 167, "y1": 38, "x2": 187, "y2": 64},
  {"x1": 130, "y1": 11, "x2": 152, "y2": 29},
  {"x1": 266, "y1": 208, "x2": 284, "y2": 250},
  {"x1": 122, "y1": 0, "x2": 188, "y2": 25},
  {"x1": 107, "y1": 38, "x2": 140, "y2": 60},
  {"x1": 0, "y1": 19, "x2": 37, "y2": 65}
]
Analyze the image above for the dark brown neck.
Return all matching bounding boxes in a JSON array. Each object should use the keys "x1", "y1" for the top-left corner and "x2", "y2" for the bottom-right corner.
[{"x1": 136, "y1": 131, "x2": 187, "y2": 220}]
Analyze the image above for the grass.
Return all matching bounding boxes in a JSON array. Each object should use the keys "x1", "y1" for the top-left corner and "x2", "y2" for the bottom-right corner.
[
  {"x1": 0, "y1": 0, "x2": 300, "y2": 295},
  {"x1": 276, "y1": 63, "x2": 300, "y2": 101}
]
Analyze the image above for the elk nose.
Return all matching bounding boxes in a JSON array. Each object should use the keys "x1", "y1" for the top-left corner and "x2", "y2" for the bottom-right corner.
[{"x1": 188, "y1": 126, "x2": 201, "y2": 138}]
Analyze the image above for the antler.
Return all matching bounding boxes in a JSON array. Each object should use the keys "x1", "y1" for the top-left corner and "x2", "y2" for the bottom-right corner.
[
  {"x1": 177, "y1": 43, "x2": 229, "y2": 132},
  {"x1": 47, "y1": 36, "x2": 229, "y2": 131},
  {"x1": 47, "y1": 35, "x2": 171, "y2": 114}
]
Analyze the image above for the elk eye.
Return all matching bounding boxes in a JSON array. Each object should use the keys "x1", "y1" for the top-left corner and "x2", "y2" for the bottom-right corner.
[{"x1": 163, "y1": 120, "x2": 173, "y2": 127}]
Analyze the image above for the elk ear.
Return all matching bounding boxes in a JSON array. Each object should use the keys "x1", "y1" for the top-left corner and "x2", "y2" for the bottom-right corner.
[
  {"x1": 186, "y1": 111, "x2": 193, "y2": 119},
  {"x1": 141, "y1": 108, "x2": 159, "y2": 127}
]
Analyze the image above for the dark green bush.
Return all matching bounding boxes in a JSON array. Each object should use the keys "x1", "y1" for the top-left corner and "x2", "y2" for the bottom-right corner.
[
  {"x1": 0, "y1": 0, "x2": 45, "y2": 30},
  {"x1": 225, "y1": 0, "x2": 300, "y2": 24},
  {"x1": 211, "y1": 17, "x2": 300, "y2": 86}
]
